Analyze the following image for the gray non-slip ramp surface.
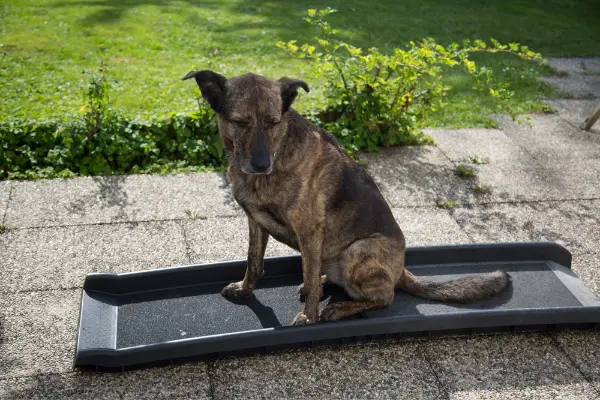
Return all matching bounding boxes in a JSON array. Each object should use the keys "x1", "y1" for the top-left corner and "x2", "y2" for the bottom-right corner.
[{"x1": 74, "y1": 243, "x2": 600, "y2": 370}]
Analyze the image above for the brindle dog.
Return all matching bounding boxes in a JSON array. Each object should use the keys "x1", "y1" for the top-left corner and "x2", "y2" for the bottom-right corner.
[{"x1": 183, "y1": 70, "x2": 510, "y2": 325}]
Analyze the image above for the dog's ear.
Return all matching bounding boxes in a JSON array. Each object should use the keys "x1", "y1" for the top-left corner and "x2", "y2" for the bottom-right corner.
[
  {"x1": 182, "y1": 70, "x2": 228, "y2": 113},
  {"x1": 278, "y1": 77, "x2": 309, "y2": 113}
]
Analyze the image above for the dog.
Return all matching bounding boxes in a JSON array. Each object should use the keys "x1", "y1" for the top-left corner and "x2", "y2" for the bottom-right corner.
[{"x1": 183, "y1": 70, "x2": 510, "y2": 325}]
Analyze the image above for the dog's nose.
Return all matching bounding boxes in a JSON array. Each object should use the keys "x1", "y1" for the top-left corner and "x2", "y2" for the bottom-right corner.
[{"x1": 250, "y1": 155, "x2": 271, "y2": 172}]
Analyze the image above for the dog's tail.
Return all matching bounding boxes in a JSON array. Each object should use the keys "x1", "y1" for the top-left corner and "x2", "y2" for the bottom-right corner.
[{"x1": 396, "y1": 269, "x2": 510, "y2": 303}]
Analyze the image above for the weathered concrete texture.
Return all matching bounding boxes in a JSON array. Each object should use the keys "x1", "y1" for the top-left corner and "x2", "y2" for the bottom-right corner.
[
  {"x1": 0, "y1": 221, "x2": 189, "y2": 292},
  {"x1": 4, "y1": 172, "x2": 240, "y2": 228},
  {"x1": 425, "y1": 333, "x2": 598, "y2": 399},
  {"x1": 211, "y1": 341, "x2": 443, "y2": 400},
  {"x1": 571, "y1": 252, "x2": 600, "y2": 297},
  {"x1": 0, "y1": 291, "x2": 85, "y2": 378},
  {"x1": 424, "y1": 128, "x2": 532, "y2": 164},
  {"x1": 0, "y1": 180, "x2": 11, "y2": 223},
  {"x1": 540, "y1": 75, "x2": 600, "y2": 100},
  {"x1": 449, "y1": 201, "x2": 600, "y2": 256},
  {"x1": 548, "y1": 99, "x2": 600, "y2": 133},
  {"x1": 0, "y1": 340, "x2": 75, "y2": 378},
  {"x1": 361, "y1": 145, "x2": 471, "y2": 206},
  {"x1": 470, "y1": 157, "x2": 600, "y2": 203},
  {"x1": 184, "y1": 217, "x2": 298, "y2": 264},
  {"x1": 0, "y1": 373, "x2": 121, "y2": 400},
  {"x1": 391, "y1": 207, "x2": 471, "y2": 246},
  {"x1": 546, "y1": 58, "x2": 600, "y2": 75},
  {"x1": 554, "y1": 329, "x2": 600, "y2": 392},
  {"x1": 185, "y1": 207, "x2": 471, "y2": 265},
  {"x1": 496, "y1": 114, "x2": 600, "y2": 161},
  {"x1": 0, "y1": 289, "x2": 80, "y2": 344},
  {"x1": 0, "y1": 364, "x2": 210, "y2": 400}
]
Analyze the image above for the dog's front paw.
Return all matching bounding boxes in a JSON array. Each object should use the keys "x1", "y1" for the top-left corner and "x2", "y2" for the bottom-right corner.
[
  {"x1": 319, "y1": 303, "x2": 346, "y2": 321},
  {"x1": 291, "y1": 312, "x2": 316, "y2": 325},
  {"x1": 221, "y1": 281, "x2": 252, "y2": 299}
]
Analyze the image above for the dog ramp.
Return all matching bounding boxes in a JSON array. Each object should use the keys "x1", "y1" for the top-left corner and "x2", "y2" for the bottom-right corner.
[{"x1": 74, "y1": 243, "x2": 600, "y2": 370}]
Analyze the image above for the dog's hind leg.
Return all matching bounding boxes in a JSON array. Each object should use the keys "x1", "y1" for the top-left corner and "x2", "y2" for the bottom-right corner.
[
  {"x1": 319, "y1": 236, "x2": 403, "y2": 321},
  {"x1": 222, "y1": 217, "x2": 269, "y2": 299}
]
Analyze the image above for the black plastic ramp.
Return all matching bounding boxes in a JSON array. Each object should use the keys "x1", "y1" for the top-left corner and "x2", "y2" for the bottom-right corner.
[{"x1": 74, "y1": 242, "x2": 600, "y2": 370}]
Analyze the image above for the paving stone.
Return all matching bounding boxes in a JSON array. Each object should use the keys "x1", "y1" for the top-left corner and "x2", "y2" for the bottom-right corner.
[
  {"x1": 392, "y1": 207, "x2": 471, "y2": 246},
  {"x1": 212, "y1": 341, "x2": 442, "y2": 400},
  {"x1": 450, "y1": 200, "x2": 600, "y2": 255},
  {"x1": 4, "y1": 173, "x2": 239, "y2": 228},
  {"x1": 0, "y1": 289, "x2": 80, "y2": 344},
  {"x1": 0, "y1": 373, "x2": 120, "y2": 400},
  {"x1": 0, "y1": 364, "x2": 210, "y2": 399},
  {"x1": 496, "y1": 114, "x2": 600, "y2": 161},
  {"x1": 548, "y1": 99, "x2": 600, "y2": 133},
  {"x1": 185, "y1": 207, "x2": 472, "y2": 266},
  {"x1": 571, "y1": 252, "x2": 600, "y2": 297},
  {"x1": 0, "y1": 221, "x2": 188, "y2": 292},
  {"x1": 184, "y1": 217, "x2": 298, "y2": 264},
  {"x1": 424, "y1": 333, "x2": 598, "y2": 399},
  {"x1": 546, "y1": 58, "x2": 600, "y2": 75},
  {"x1": 0, "y1": 339, "x2": 75, "y2": 378},
  {"x1": 469, "y1": 157, "x2": 600, "y2": 203},
  {"x1": 540, "y1": 75, "x2": 600, "y2": 99},
  {"x1": 554, "y1": 329, "x2": 600, "y2": 392},
  {"x1": 361, "y1": 145, "x2": 471, "y2": 206},
  {"x1": 425, "y1": 128, "x2": 532, "y2": 163},
  {"x1": 0, "y1": 290, "x2": 81, "y2": 378},
  {"x1": 0, "y1": 181, "x2": 10, "y2": 224}
]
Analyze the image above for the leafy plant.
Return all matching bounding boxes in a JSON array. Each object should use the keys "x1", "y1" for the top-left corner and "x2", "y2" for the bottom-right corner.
[
  {"x1": 81, "y1": 62, "x2": 111, "y2": 144},
  {"x1": 0, "y1": 225, "x2": 6, "y2": 234},
  {"x1": 277, "y1": 8, "x2": 544, "y2": 154},
  {"x1": 436, "y1": 200, "x2": 457, "y2": 209},
  {"x1": 463, "y1": 155, "x2": 489, "y2": 165},
  {"x1": 0, "y1": 109, "x2": 225, "y2": 180},
  {"x1": 455, "y1": 164, "x2": 477, "y2": 178},
  {"x1": 474, "y1": 184, "x2": 492, "y2": 195}
]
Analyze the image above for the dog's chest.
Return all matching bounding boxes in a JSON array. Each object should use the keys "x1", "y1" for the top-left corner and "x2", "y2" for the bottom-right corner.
[{"x1": 231, "y1": 177, "x2": 300, "y2": 250}]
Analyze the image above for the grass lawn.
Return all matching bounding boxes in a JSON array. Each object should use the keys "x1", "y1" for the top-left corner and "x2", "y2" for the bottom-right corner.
[{"x1": 1, "y1": 0, "x2": 598, "y2": 126}]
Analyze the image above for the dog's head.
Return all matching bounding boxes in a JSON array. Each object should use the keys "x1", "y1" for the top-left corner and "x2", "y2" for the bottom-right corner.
[{"x1": 183, "y1": 70, "x2": 309, "y2": 175}]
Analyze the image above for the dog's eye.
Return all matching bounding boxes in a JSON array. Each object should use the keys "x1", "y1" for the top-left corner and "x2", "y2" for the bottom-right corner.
[
  {"x1": 232, "y1": 120, "x2": 249, "y2": 128},
  {"x1": 268, "y1": 120, "x2": 281, "y2": 127}
]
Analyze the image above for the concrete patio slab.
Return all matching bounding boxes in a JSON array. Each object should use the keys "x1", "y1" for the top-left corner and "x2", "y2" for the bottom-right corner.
[
  {"x1": 496, "y1": 114, "x2": 600, "y2": 161},
  {"x1": 0, "y1": 289, "x2": 80, "y2": 343},
  {"x1": 424, "y1": 128, "x2": 533, "y2": 163},
  {"x1": 0, "y1": 180, "x2": 10, "y2": 223},
  {"x1": 211, "y1": 341, "x2": 443, "y2": 400},
  {"x1": 0, "y1": 221, "x2": 188, "y2": 293},
  {"x1": 469, "y1": 157, "x2": 600, "y2": 203},
  {"x1": 548, "y1": 99, "x2": 600, "y2": 133},
  {"x1": 0, "y1": 364, "x2": 211, "y2": 400},
  {"x1": 424, "y1": 333, "x2": 598, "y2": 399},
  {"x1": 449, "y1": 201, "x2": 600, "y2": 257},
  {"x1": 540, "y1": 75, "x2": 600, "y2": 99},
  {"x1": 0, "y1": 290, "x2": 83, "y2": 378},
  {"x1": 571, "y1": 252, "x2": 600, "y2": 297},
  {"x1": 554, "y1": 329, "x2": 600, "y2": 392},
  {"x1": 184, "y1": 207, "x2": 472, "y2": 266},
  {"x1": 0, "y1": 373, "x2": 121, "y2": 400},
  {"x1": 184, "y1": 217, "x2": 298, "y2": 264},
  {"x1": 546, "y1": 58, "x2": 600, "y2": 75},
  {"x1": 360, "y1": 145, "x2": 471, "y2": 206},
  {"x1": 4, "y1": 173, "x2": 240, "y2": 229},
  {"x1": 391, "y1": 207, "x2": 471, "y2": 246},
  {"x1": 0, "y1": 339, "x2": 75, "y2": 378}
]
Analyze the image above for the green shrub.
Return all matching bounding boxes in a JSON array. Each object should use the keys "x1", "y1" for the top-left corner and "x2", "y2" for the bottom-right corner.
[
  {"x1": 277, "y1": 8, "x2": 544, "y2": 154},
  {"x1": 0, "y1": 109, "x2": 224, "y2": 180}
]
